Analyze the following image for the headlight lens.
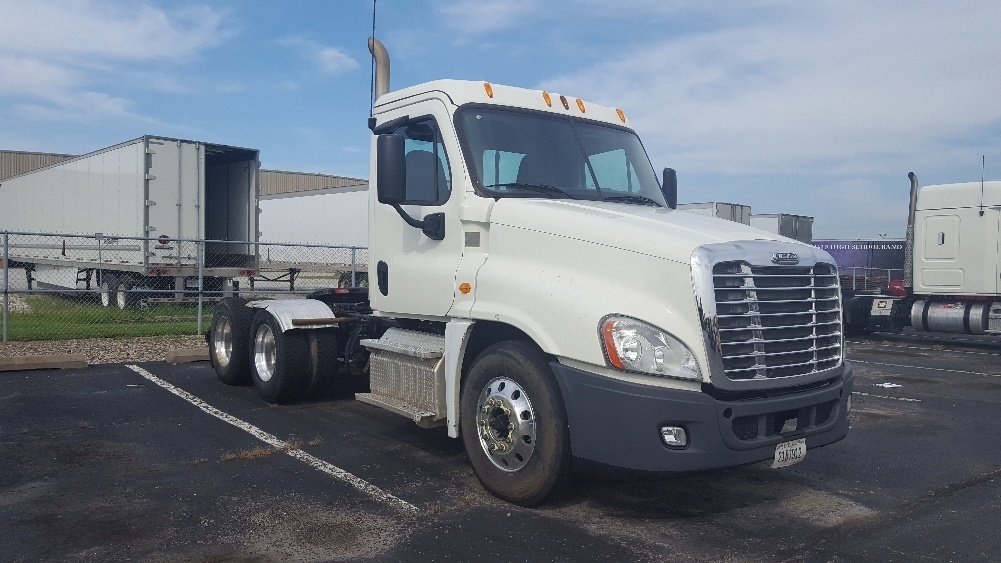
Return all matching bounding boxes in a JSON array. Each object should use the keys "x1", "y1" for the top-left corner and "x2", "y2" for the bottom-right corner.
[{"x1": 600, "y1": 316, "x2": 701, "y2": 380}]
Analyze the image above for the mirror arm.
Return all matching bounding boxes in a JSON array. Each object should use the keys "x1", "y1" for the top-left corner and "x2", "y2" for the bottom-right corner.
[{"x1": 390, "y1": 204, "x2": 445, "y2": 240}]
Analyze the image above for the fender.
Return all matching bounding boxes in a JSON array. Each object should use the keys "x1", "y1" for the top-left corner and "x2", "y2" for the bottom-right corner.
[{"x1": 248, "y1": 299, "x2": 342, "y2": 332}]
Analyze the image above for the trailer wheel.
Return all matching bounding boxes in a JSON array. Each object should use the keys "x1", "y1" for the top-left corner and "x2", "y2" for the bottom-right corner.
[
  {"x1": 460, "y1": 341, "x2": 573, "y2": 506},
  {"x1": 116, "y1": 279, "x2": 135, "y2": 310},
  {"x1": 99, "y1": 276, "x2": 118, "y2": 308},
  {"x1": 302, "y1": 329, "x2": 348, "y2": 399},
  {"x1": 250, "y1": 310, "x2": 308, "y2": 403},
  {"x1": 209, "y1": 297, "x2": 254, "y2": 385}
]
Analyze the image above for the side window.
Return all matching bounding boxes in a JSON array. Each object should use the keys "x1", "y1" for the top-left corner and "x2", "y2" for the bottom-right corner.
[
  {"x1": 395, "y1": 118, "x2": 451, "y2": 205},
  {"x1": 586, "y1": 148, "x2": 640, "y2": 193}
]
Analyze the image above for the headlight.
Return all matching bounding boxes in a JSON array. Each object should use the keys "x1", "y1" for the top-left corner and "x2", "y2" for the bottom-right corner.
[{"x1": 600, "y1": 316, "x2": 702, "y2": 380}]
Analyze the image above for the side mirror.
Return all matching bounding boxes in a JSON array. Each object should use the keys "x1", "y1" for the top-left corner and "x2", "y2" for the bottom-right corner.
[
  {"x1": 662, "y1": 167, "x2": 678, "y2": 209},
  {"x1": 377, "y1": 134, "x2": 406, "y2": 205}
]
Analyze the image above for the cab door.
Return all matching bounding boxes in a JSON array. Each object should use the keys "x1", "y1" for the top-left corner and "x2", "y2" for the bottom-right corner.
[{"x1": 369, "y1": 99, "x2": 465, "y2": 318}]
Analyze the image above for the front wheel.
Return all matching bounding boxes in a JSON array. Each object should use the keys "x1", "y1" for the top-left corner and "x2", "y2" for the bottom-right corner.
[{"x1": 460, "y1": 341, "x2": 573, "y2": 506}]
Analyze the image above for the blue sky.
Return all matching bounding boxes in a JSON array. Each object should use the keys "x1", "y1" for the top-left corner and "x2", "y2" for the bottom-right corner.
[{"x1": 2, "y1": 0, "x2": 1000, "y2": 239}]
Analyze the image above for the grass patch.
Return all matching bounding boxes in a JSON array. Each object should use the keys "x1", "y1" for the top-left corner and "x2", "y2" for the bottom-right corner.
[{"x1": 4, "y1": 295, "x2": 212, "y2": 341}]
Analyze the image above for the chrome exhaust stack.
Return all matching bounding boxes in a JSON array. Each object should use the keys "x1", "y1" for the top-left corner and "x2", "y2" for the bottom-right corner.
[
  {"x1": 368, "y1": 37, "x2": 390, "y2": 101},
  {"x1": 904, "y1": 172, "x2": 918, "y2": 291}
]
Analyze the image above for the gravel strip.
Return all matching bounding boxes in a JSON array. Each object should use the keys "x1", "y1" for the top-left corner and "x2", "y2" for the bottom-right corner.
[{"x1": 0, "y1": 335, "x2": 207, "y2": 364}]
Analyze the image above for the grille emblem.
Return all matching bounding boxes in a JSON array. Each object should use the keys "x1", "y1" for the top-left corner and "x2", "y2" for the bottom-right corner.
[{"x1": 771, "y1": 252, "x2": 799, "y2": 265}]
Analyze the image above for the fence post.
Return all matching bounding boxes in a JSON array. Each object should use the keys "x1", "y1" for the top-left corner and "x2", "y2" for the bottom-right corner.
[
  {"x1": 3, "y1": 231, "x2": 8, "y2": 343},
  {"x1": 350, "y1": 247, "x2": 357, "y2": 287},
  {"x1": 197, "y1": 240, "x2": 204, "y2": 336}
]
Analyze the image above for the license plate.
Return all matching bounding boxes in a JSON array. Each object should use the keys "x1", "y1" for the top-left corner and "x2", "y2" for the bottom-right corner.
[{"x1": 772, "y1": 438, "x2": 806, "y2": 468}]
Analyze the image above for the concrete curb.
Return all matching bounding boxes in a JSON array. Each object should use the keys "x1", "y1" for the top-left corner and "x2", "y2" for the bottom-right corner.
[
  {"x1": 165, "y1": 347, "x2": 210, "y2": 364},
  {"x1": 0, "y1": 354, "x2": 88, "y2": 372}
]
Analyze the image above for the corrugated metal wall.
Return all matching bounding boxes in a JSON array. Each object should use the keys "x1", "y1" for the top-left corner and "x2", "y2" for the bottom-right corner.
[
  {"x1": 0, "y1": 150, "x2": 76, "y2": 180},
  {"x1": 260, "y1": 169, "x2": 367, "y2": 196}
]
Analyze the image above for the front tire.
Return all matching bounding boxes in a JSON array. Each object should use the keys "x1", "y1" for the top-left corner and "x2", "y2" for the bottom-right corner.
[
  {"x1": 209, "y1": 297, "x2": 254, "y2": 385},
  {"x1": 249, "y1": 310, "x2": 308, "y2": 403},
  {"x1": 460, "y1": 341, "x2": 573, "y2": 506}
]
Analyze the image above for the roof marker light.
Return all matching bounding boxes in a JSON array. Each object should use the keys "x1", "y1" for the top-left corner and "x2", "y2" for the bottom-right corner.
[
  {"x1": 542, "y1": 91, "x2": 552, "y2": 107},
  {"x1": 483, "y1": 82, "x2": 494, "y2": 98},
  {"x1": 616, "y1": 108, "x2": 627, "y2": 123},
  {"x1": 559, "y1": 95, "x2": 569, "y2": 110},
  {"x1": 576, "y1": 98, "x2": 586, "y2": 113}
]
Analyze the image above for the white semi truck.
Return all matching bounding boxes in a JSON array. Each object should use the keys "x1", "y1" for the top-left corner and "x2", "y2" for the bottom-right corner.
[
  {"x1": 207, "y1": 39, "x2": 853, "y2": 505},
  {"x1": 844, "y1": 173, "x2": 1001, "y2": 335},
  {"x1": 0, "y1": 136, "x2": 260, "y2": 307}
]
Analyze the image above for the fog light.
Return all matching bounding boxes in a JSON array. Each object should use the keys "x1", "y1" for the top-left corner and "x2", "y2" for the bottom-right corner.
[{"x1": 660, "y1": 426, "x2": 688, "y2": 448}]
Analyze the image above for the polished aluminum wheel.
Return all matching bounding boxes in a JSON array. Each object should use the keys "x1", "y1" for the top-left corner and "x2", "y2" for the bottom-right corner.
[
  {"x1": 212, "y1": 315, "x2": 233, "y2": 368},
  {"x1": 253, "y1": 323, "x2": 277, "y2": 383},
  {"x1": 475, "y1": 377, "x2": 537, "y2": 472}
]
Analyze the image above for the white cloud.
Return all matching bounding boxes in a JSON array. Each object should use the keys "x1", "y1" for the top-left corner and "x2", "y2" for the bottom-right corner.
[
  {"x1": 540, "y1": 1, "x2": 1001, "y2": 177},
  {"x1": 435, "y1": 0, "x2": 539, "y2": 34},
  {"x1": 279, "y1": 37, "x2": 359, "y2": 75},
  {"x1": 0, "y1": 0, "x2": 230, "y2": 125},
  {"x1": 0, "y1": 1, "x2": 228, "y2": 61}
]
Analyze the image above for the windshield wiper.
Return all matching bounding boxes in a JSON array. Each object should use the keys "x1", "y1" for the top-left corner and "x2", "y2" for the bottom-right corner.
[
  {"x1": 601, "y1": 195, "x2": 662, "y2": 207},
  {"x1": 484, "y1": 182, "x2": 578, "y2": 200}
]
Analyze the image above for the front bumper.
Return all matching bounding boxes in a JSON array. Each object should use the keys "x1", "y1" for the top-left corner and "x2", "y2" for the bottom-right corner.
[{"x1": 550, "y1": 361, "x2": 853, "y2": 473}]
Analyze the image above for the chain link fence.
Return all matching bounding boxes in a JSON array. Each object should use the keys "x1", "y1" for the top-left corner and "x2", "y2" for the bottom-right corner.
[
  {"x1": 838, "y1": 267, "x2": 904, "y2": 293},
  {"x1": 1, "y1": 231, "x2": 368, "y2": 342}
]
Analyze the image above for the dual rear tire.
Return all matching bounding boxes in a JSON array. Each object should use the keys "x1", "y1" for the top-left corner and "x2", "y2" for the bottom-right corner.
[{"x1": 209, "y1": 298, "x2": 342, "y2": 403}]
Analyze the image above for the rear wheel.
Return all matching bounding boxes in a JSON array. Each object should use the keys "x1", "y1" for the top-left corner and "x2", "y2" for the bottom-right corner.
[
  {"x1": 250, "y1": 310, "x2": 308, "y2": 403},
  {"x1": 460, "y1": 341, "x2": 573, "y2": 506},
  {"x1": 209, "y1": 297, "x2": 254, "y2": 385},
  {"x1": 302, "y1": 329, "x2": 349, "y2": 399}
]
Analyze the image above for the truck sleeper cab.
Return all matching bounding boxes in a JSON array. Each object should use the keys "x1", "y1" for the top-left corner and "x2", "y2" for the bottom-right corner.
[{"x1": 208, "y1": 78, "x2": 852, "y2": 507}]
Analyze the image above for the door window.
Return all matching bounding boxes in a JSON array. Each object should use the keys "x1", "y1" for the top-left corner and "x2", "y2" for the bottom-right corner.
[{"x1": 394, "y1": 118, "x2": 451, "y2": 205}]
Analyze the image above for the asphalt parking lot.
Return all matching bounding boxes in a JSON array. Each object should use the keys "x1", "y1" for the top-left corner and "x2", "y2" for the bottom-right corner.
[{"x1": 2, "y1": 337, "x2": 1000, "y2": 562}]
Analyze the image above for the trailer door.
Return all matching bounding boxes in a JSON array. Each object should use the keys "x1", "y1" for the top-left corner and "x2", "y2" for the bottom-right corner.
[{"x1": 146, "y1": 138, "x2": 201, "y2": 267}]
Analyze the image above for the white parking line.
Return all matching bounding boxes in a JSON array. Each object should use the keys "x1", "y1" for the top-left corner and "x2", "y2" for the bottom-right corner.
[
  {"x1": 853, "y1": 391, "x2": 921, "y2": 403},
  {"x1": 125, "y1": 364, "x2": 418, "y2": 513},
  {"x1": 847, "y1": 340, "x2": 1001, "y2": 358},
  {"x1": 851, "y1": 358, "x2": 1001, "y2": 377}
]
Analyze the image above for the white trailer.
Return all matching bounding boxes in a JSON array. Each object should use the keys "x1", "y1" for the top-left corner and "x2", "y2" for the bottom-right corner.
[
  {"x1": 259, "y1": 184, "x2": 368, "y2": 246},
  {"x1": 750, "y1": 213, "x2": 814, "y2": 243},
  {"x1": 0, "y1": 135, "x2": 260, "y2": 307},
  {"x1": 677, "y1": 201, "x2": 751, "y2": 224}
]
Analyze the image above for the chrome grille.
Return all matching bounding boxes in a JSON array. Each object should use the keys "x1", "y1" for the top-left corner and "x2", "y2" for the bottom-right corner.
[{"x1": 712, "y1": 262, "x2": 842, "y2": 381}]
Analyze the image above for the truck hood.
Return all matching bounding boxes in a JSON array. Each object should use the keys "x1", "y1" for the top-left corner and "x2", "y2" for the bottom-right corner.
[{"x1": 488, "y1": 199, "x2": 786, "y2": 264}]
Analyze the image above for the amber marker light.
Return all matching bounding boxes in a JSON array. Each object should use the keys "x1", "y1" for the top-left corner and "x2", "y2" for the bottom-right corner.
[
  {"x1": 542, "y1": 91, "x2": 552, "y2": 107},
  {"x1": 601, "y1": 320, "x2": 625, "y2": 369},
  {"x1": 616, "y1": 108, "x2": 626, "y2": 123},
  {"x1": 459, "y1": 282, "x2": 472, "y2": 295},
  {"x1": 559, "y1": 95, "x2": 569, "y2": 110},
  {"x1": 483, "y1": 82, "x2": 494, "y2": 98},
  {"x1": 576, "y1": 98, "x2": 586, "y2": 113}
]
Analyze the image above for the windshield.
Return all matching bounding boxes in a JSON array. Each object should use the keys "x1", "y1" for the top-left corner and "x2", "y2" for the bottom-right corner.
[{"x1": 456, "y1": 106, "x2": 665, "y2": 205}]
